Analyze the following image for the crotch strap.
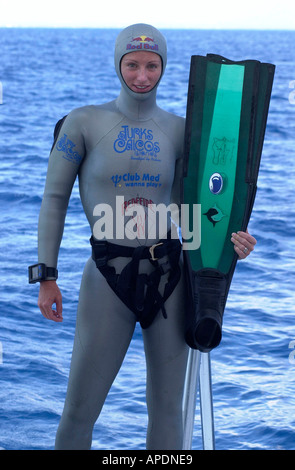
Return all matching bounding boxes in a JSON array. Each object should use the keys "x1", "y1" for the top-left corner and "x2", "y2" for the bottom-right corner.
[{"x1": 90, "y1": 236, "x2": 182, "y2": 328}]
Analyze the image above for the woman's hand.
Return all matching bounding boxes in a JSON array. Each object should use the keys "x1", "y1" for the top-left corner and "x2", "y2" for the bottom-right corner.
[
  {"x1": 231, "y1": 230, "x2": 257, "y2": 260},
  {"x1": 38, "y1": 280, "x2": 63, "y2": 322}
]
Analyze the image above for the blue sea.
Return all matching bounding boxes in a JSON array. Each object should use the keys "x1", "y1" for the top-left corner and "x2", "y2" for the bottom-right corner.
[{"x1": 0, "y1": 28, "x2": 295, "y2": 451}]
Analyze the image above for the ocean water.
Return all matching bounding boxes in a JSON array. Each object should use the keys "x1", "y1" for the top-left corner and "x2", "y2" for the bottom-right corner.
[{"x1": 0, "y1": 28, "x2": 295, "y2": 451}]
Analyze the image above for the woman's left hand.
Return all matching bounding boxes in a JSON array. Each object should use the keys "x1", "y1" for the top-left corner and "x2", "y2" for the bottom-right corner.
[{"x1": 231, "y1": 230, "x2": 257, "y2": 259}]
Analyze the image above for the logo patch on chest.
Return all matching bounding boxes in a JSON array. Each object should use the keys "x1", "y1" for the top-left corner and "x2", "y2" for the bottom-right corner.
[
  {"x1": 113, "y1": 125, "x2": 161, "y2": 161},
  {"x1": 111, "y1": 172, "x2": 162, "y2": 188}
]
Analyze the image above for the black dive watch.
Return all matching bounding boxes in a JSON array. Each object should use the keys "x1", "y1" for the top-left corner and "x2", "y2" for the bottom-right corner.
[{"x1": 28, "y1": 263, "x2": 58, "y2": 284}]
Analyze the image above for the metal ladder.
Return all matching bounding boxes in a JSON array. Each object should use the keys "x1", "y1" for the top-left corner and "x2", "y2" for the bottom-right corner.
[{"x1": 182, "y1": 349, "x2": 215, "y2": 450}]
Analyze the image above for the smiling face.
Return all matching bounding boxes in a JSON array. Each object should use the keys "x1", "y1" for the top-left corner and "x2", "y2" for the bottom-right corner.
[{"x1": 120, "y1": 51, "x2": 162, "y2": 94}]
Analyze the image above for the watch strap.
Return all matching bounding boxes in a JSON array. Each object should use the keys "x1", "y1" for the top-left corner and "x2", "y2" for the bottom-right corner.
[{"x1": 45, "y1": 267, "x2": 58, "y2": 279}]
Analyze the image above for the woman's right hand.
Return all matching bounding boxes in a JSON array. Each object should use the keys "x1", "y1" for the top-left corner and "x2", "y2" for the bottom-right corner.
[{"x1": 38, "y1": 280, "x2": 63, "y2": 322}]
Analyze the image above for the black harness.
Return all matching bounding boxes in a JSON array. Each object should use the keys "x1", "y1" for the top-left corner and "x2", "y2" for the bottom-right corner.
[{"x1": 90, "y1": 235, "x2": 182, "y2": 328}]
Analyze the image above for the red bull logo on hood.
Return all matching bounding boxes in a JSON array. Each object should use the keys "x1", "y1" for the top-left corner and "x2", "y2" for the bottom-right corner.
[{"x1": 126, "y1": 35, "x2": 159, "y2": 51}]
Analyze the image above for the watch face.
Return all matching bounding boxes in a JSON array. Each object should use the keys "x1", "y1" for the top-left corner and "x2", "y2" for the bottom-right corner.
[
  {"x1": 29, "y1": 263, "x2": 45, "y2": 282},
  {"x1": 32, "y1": 265, "x2": 41, "y2": 279}
]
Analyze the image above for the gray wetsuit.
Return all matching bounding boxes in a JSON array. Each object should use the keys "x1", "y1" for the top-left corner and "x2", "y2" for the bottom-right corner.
[{"x1": 38, "y1": 24, "x2": 188, "y2": 450}]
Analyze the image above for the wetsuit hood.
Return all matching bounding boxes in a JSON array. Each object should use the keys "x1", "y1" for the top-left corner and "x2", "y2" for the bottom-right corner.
[{"x1": 114, "y1": 23, "x2": 167, "y2": 117}]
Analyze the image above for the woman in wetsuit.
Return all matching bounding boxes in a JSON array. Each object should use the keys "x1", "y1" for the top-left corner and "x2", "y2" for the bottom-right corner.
[{"x1": 35, "y1": 24, "x2": 256, "y2": 450}]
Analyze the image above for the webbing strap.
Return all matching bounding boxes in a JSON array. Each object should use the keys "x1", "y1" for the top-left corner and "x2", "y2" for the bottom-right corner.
[{"x1": 90, "y1": 237, "x2": 181, "y2": 328}]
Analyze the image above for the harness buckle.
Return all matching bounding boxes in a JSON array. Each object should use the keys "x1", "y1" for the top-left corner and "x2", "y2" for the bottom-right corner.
[{"x1": 149, "y1": 242, "x2": 163, "y2": 261}]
